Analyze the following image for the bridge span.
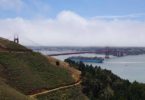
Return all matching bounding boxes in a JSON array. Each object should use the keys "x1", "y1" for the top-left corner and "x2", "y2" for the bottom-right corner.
[
  {"x1": 48, "y1": 49, "x2": 125, "y2": 58},
  {"x1": 48, "y1": 51, "x2": 101, "y2": 56}
]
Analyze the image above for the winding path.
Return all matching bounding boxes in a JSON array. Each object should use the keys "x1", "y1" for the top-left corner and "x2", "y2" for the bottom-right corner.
[{"x1": 29, "y1": 80, "x2": 81, "y2": 99}]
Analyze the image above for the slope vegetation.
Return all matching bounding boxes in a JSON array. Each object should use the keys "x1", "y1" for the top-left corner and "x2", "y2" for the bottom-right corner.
[
  {"x1": 0, "y1": 52, "x2": 74, "y2": 94},
  {"x1": 0, "y1": 37, "x2": 76, "y2": 99},
  {"x1": 65, "y1": 59, "x2": 145, "y2": 100},
  {"x1": 0, "y1": 76, "x2": 33, "y2": 100}
]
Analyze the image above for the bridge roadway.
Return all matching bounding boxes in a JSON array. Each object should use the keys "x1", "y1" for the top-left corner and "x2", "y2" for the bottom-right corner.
[
  {"x1": 47, "y1": 50, "x2": 124, "y2": 57},
  {"x1": 48, "y1": 50, "x2": 108, "y2": 56}
]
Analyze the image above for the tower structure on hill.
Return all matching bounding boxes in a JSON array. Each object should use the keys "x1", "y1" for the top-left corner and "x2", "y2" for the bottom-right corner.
[{"x1": 14, "y1": 35, "x2": 19, "y2": 44}]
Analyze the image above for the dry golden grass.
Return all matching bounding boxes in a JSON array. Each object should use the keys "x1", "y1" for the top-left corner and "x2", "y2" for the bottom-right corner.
[{"x1": 47, "y1": 56, "x2": 81, "y2": 82}]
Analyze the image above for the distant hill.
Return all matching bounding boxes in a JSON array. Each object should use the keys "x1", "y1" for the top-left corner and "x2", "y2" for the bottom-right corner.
[{"x1": 0, "y1": 37, "x2": 82, "y2": 100}]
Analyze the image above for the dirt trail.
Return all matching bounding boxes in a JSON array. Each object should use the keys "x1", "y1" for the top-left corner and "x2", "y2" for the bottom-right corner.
[{"x1": 29, "y1": 80, "x2": 81, "y2": 98}]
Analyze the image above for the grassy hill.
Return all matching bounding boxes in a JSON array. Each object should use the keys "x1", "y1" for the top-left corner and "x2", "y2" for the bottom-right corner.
[
  {"x1": 0, "y1": 52, "x2": 75, "y2": 93},
  {"x1": 0, "y1": 37, "x2": 77, "y2": 99}
]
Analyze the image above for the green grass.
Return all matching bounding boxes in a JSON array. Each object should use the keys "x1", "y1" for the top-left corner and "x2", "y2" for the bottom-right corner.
[
  {"x1": 0, "y1": 52, "x2": 74, "y2": 94},
  {"x1": 0, "y1": 77, "x2": 33, "y2": 100},
  {"x1": 37, "y1": 86, "x2": 88, "y2": 100}
]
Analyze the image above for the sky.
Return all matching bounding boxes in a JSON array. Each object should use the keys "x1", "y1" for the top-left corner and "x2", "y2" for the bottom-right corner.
[{"x1": 0, "y1": 0, "x2": 145, "y2": 47}]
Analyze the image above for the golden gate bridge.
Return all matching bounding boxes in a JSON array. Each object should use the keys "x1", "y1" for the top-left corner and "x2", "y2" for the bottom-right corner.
[
  {"x1": 4, "y1": 35, "x2": 126, "y2": 58},
  {"x1": 47, "y1": 47, "x2": 125, "y2": 58}
]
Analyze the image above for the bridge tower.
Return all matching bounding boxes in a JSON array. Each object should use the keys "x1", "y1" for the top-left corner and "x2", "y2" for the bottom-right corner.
[
  {"x1": 105, "y1": 47, "x2": 110, "y2": 59},
  {"x1": 117, "y1": 51, "x2": 124, "y2": 57},
  {"x1": 14, "y1": 35, "x2": 19, "y2": 44}
]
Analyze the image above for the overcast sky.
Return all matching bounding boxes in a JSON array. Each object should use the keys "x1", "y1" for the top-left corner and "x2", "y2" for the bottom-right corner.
[{"x1": 0, "y1": 0, "x2": 145, "y2": 47}]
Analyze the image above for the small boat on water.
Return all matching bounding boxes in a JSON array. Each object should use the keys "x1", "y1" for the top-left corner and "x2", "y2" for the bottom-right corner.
[{"x1": 68, "y1": 56, "x2": 104, "y2": 63}]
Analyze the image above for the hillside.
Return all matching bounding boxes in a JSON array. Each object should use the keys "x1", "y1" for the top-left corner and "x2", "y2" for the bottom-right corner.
[{"x1": 0, "y1": 37, "x2": 82, "y2": 100}]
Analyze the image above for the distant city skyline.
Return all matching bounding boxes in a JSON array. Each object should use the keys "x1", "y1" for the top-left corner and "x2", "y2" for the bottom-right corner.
[{"x1": 0, "y1": 0, "x2": 145, "y2": 46}]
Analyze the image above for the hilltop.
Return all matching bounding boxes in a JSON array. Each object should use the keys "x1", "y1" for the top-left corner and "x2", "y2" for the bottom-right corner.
[
  {"x1": 0, "y1": 37, "x2": 30, "y2": 52},
  {"x1": 0, "y1": 37, "x2": 85, "y2": 100}
]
